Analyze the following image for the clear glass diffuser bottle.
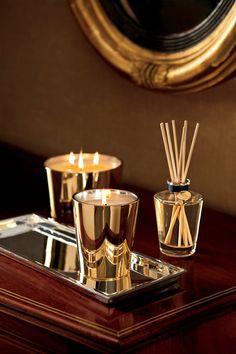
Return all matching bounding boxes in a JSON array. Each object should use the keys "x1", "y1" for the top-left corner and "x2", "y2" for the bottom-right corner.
[{"x1": 154, "y1": 180, "x2": 203, "y2": 257}]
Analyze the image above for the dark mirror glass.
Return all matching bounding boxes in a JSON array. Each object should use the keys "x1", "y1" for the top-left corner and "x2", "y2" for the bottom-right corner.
[{"x1": 100, "y1": 0, "x2": 234, "y2": 51}]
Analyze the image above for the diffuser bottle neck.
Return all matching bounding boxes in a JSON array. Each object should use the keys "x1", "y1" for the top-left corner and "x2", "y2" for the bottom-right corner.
[{"x1": 167, "y1": 179, "x2": 190, "y2": 193}]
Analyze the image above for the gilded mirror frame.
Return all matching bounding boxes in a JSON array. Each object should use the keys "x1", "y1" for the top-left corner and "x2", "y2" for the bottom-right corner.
[{"x1": 70, "y1": 0, "x2": 236, "y2": 92}]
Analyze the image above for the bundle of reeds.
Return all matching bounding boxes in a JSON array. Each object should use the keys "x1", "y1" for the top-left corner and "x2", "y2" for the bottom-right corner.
[{"x1": 160, "y1": 121, "x2": 199, "y2": 247}]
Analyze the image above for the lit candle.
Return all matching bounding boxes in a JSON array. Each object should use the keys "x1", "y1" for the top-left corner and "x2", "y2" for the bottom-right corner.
[
  {"x1": 73, "y1": 189, "x2": 139, "y2": 280},
  {"x1": 45, "y1": 152, "x2": 121, "y2": 174},
  {"x1": 44, "y1": 153, "x2": 122, "y2": 223},
  {"x1": 74, "y1": 189, "x2": 138, "y2": 206}
]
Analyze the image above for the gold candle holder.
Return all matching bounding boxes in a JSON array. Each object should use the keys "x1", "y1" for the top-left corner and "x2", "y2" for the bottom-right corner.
[
  {"x1": 73, "y1": 189, "x2": 139, "y2": 281},
  {"x1": 45, "y1": 153, "x2": 122, "y2": 224}
]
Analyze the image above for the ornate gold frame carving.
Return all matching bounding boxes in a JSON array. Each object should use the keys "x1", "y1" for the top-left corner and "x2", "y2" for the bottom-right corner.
[{"x1": 70, "y1": 0, "x2": 236, "y2": 92}]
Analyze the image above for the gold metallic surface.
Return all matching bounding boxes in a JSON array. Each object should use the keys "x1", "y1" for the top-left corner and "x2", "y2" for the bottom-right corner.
[
  {"x1": 177, "y1": 191, "x2": 192, "y2": 201},
  {"x1": 44, "y1": 236, "x2": 78, "y2": 272},
  {"x1": 69, "y1": 0, "x2": 236, "y2": 92},
  {"x1": 45, "y1": 154, "x2": 122, "y2": 224},
  {"x1": 73, "y1": 190, "x2": 139, "y2": 280}
]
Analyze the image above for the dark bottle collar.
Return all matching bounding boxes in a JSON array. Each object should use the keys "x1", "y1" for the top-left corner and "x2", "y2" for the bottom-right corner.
[{"x1": 167, "y1": 179, "x2": 190, "y2": 192}]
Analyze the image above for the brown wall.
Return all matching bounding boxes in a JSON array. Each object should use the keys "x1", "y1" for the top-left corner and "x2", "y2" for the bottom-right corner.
[{"x1": 1, "y1": 0, "x2": 236, "y2": 215}]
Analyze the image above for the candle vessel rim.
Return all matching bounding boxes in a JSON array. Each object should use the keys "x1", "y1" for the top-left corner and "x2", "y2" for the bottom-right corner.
[
  {"x1": 153, "y1": 191, "x2": 203, "y2": 204},
  {"x1": 73, "y1": 189, "x2": 139, "y2": 207},
  {"x1": 44, "y1": 153, "x2": 122, "y2": 173}
]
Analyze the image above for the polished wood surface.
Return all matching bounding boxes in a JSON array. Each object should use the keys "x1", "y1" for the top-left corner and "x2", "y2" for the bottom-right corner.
[{"x1": 0, "y1": 144, "x2": 235, "y2": 353}]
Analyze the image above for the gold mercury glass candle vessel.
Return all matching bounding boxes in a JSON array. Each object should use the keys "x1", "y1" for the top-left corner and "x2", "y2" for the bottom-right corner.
[
  {"x1": 44, "y1": 152, "x2": 122, "y2": 224},
  {"x1": 73, "y1": 189, "x2": 139, "y2": 282}
]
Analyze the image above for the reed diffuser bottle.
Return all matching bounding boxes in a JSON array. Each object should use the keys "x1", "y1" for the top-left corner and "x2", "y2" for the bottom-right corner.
[{"x1": 154, "y1": 121, "x2": 203, "y2": 257}]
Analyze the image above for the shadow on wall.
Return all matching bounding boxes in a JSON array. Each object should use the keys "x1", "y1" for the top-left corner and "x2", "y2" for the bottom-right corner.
[{"x1": 0, "y1": 144, "x2": 49, "y2": 217}]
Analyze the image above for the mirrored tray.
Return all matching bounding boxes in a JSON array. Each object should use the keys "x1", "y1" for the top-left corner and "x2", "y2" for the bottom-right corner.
[{"x1": 0, "y1": 214, "x2": 185, "y2": 305}]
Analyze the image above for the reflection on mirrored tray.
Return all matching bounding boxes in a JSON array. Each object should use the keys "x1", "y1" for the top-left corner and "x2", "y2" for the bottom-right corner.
[
  {"x1": 0, "y1": 214, "x2": 184, "y2": 304},
  {"x1": 0, "y1": 214, "x2": 78, "y2": 272}
]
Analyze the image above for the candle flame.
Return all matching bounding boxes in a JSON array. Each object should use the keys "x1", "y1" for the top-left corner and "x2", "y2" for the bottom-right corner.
[
  {"x1": 78, "y1": 150, "x2": 84, "y2": 170},
  {"x1": 69, "y1": 152, "x2": 75, "y2": 165},
  {"x1": 93, "y1": 151, "x2": 99, "y2": 166}
]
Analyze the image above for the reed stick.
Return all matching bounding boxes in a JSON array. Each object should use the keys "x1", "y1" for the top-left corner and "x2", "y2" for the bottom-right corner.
[
  {"x1": 182, "y1": 123, "x2": 200, "y2": 182},
  {"x1": 177, "y1": 125, "x2": 185, "y2": 183},
  {"x1": 182, "y1": 207, "x2": 189, "y2": 246},
  {"x1": 165, "y1": 122, "x2": 178, "y2": 182},
  {"x1": 160, "y1": 123, "x2": 175, "y2": 182},
  {"x1": 181, "y1": 120, "x2": 188, "y2": 182},
  {"x1": 178, "y1": 207, "x2": 183, "y2": 247},
  {"x1": 172, "y1": 120, "x2": 179, "y2": 177},
  {"x1": 164, "y1": 206, "x2": 180, "y2": 244},
  {"x1": 183, "y1": 208, "x2": 193, "y2": 246}
]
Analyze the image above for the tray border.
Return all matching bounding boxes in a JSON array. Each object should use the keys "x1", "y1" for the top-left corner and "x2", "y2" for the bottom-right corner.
[{"x1": 0, "y1": 214, "x2": 185, "y2": 305}]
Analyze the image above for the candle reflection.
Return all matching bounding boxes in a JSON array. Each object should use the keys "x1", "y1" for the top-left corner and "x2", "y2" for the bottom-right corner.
[{"x1": 44, "y1": 235, "x2": 78, "y2": 272}]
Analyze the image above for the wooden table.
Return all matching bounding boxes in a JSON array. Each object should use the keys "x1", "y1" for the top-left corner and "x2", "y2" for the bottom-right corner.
[{"x1": 0, "y1": 145, "x2": 235, "y2": 353}]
